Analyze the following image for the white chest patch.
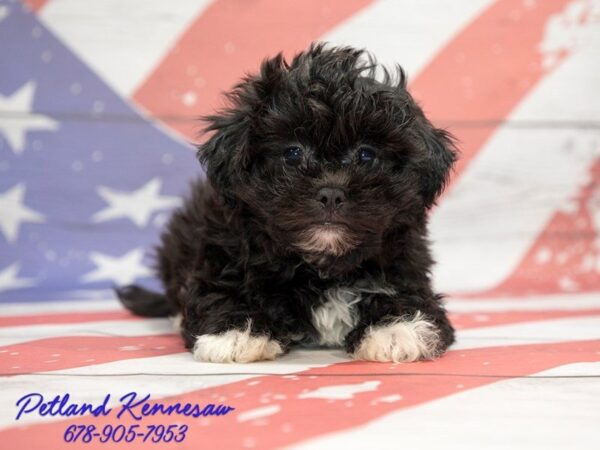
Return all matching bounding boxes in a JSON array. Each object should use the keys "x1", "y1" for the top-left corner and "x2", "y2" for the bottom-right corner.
[{"x1": 311, "y1": 286, "x2": 362, "y2": 346}]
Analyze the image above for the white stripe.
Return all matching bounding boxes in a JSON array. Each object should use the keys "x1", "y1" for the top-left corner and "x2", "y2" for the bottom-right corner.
[
  {"x1": 0, "y1": 348, "x2": 347, "y2": 429},
  {"x1": 0, "y1": 297, "x2": 120, "y2": 316},
  {"x1": 0, "y1": 318, "x2": 173, "y2": 346},
  {"x1": 11, "y1": 289, "x2": 597, "y2": 319},
  {"x1": 46, "y1": 347, "x2": 350, "y2": 376},
  {"x1": 453, "y1": 315, "x2": 600, "y2": 350},
  {"x1": 323, "y1": 0, "x2": 494, "y2": 78},
  {"x1": 430, "y1": 9, "x2": 600, "y2": 293},
  {"x1": 288, "y1": 362, "x2": 600, "y2": 450},
  {"x1": 38, "y1": 0, "x2": 212, "y2": 96},
  {"x1": 446, "y1": 291, "x2": 600, "y2": 313}
]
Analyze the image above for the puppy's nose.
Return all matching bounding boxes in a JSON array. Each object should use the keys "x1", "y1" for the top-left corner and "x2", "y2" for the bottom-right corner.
[{"x1": 317, "y1": 187, "x2": 346, "y2": 210}]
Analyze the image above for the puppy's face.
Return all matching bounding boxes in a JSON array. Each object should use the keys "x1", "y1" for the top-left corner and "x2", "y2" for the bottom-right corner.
[{"x1": 199, "y1": 44, "x2": 456, "y2": 267}]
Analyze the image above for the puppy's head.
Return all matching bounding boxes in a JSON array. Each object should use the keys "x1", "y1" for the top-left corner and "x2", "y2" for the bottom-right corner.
[{"x1": 199, "y1": 43, "x2": 456, "y2": 268}]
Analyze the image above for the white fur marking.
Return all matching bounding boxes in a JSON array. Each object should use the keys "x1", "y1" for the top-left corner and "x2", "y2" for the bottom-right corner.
[
  {"x1": 295, "y1": 226, "x2": 356, "y2": 256},
  {"x1": 312, "y1": 287, "x2": 361, "y2": 346},
  {"x1": 193, "y1": 322, "x2": 283, "y2": 363},
  {"x1": 311, "y1": 281, "x2": 398, "y2": 346},
  {"x1": 353, "y1": 312, "x2": 440, "y2": 362}
]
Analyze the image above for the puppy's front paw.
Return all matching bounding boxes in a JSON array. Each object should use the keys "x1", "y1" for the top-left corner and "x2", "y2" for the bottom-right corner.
[
  {"x1": 192, "y1": 325, "x2": 283, "y2": 363},
  {"x1": 353, "y1": 312, "x2": 441, "y2": 362}
]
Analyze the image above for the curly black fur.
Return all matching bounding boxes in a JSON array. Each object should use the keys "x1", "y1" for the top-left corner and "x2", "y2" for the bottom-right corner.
[{"x1": 118, "y1": 43, "x2": 457, "y2": 362}]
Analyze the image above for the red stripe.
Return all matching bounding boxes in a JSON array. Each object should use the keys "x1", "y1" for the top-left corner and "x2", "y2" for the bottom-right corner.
[
  {"x1": 0, "y1": 334, "x2": 182, "y2": 375},
  {"x1": 2, "y1": 340, "x2": 598, "y2": 448},
  {"x1": 133, "y1": 0, "x2": 374, "y2": 139},
  {"x1": 410, "y1": 0, "x2": 573, "y2": 186},
  {"x1": 478, "y1": 158, "x2": 600, "y2": 297},
  {"x1": 21, "y1": 0, "x2": 48, "y2": 12},
  {"x1": 0, "y1": 310, "x2": 140, "y2": 327}
]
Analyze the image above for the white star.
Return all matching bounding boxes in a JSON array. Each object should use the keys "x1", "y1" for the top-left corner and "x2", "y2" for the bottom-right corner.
[
  {"x1": 92, "y1": 177, "x2": 181, "y2": 228},
  {"x1": 0, "y1": 81, "x2": 59, "y2": 155},
  {"x1": 0, "y1": 263, "x2": 36, "y2": 294},
  {"x1": 0, "y1": 6, "x2": 9, "y2": 23},
  {"x1": 80, "y1": 248, "x2": 153, "y2": 285},
  {"x1": 0, "y1": 184, "x2": 45, "y2": 243}
]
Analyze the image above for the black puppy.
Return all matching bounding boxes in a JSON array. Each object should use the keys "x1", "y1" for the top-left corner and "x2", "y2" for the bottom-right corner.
[{"x1": 118, "y1": 43, "x2": 457, "y2": 363}]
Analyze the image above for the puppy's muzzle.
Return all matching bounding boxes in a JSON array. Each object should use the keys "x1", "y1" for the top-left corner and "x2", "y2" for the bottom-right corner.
[{"x1": 316, "y1": 187, "x2": 346, "y2": 212}]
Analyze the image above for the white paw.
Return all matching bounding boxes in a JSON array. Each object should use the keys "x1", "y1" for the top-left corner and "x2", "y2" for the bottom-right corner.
[
  {"x1": 353, "y1": 312, "x2": 441, "y2": 362},
  {"x1": 192, "y1": 323, "x2": 283, "y2": 363}
]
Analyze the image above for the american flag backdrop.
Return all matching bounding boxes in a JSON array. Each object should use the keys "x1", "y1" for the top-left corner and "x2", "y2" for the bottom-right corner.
[{"x1": 1, "y1": 0, "x2": 600, "y2": 448}]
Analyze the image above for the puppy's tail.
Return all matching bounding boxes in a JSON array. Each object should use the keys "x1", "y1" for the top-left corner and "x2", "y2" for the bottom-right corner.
[{"x1": 115, "y1": 285, "x2": 176, "y2": 318}]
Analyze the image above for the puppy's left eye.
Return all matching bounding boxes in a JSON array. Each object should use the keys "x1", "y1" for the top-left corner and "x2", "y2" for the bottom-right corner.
[
  {"x1": 283, "y1": 146, "x2": 303, "y2": 166},
  {"x1": 358, "y1": 146, "x2": 376, "y2": 163}
]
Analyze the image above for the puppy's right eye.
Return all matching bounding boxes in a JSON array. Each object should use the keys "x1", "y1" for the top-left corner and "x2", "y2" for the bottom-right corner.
[{"x1": 283, "y1": 146, "x2": 303, "y2": 166}]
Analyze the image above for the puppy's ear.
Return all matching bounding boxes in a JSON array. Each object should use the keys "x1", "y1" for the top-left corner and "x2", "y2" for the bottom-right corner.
[
  {"x1": 197, "y1": 113, "x2": 251, "y2": 204},
  {"x1": 413, "y1": 118, "x2": 457, "y2": 208},
  {"x1": 197, "y1": 53, "x2": 287, "y2": 204}
]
